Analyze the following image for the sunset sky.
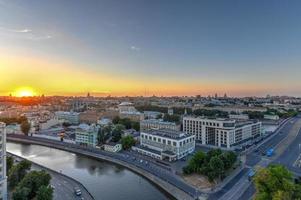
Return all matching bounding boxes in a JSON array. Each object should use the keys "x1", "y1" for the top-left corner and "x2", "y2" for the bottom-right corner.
[{"x1": 1, "y1": 0, "x2": 301, "y2": 97}]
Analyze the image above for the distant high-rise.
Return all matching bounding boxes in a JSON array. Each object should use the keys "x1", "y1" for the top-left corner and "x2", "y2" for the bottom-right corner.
[{"x1": 0, "y1": 122, "x2": 7, "y2": 200}]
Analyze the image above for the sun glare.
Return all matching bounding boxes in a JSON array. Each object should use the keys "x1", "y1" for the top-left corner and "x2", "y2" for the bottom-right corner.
[{"x1": 14, "y1": 88, "x2": 36, "y2": 97}]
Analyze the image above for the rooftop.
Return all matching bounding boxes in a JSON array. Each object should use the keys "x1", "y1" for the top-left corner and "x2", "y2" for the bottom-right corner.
[{"x1": 143, "y1": 129, "x2": 192, "y2": 140}]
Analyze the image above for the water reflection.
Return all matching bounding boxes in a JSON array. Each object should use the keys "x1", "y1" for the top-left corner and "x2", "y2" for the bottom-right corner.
[{"x1": 7, "y1": 142, "x2": 169, "y2": 200}]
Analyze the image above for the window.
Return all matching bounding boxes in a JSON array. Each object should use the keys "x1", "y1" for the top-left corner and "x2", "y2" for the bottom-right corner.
[
  {"x1": 173, "y1": 142, "x2": 176, "y2": 146},
  {"x1": 163, "y1": 139, "x2": 166, "y2": 144},
  {"x1": 158, "y1": 138, "x2": 161, "y2": 142},
  {"x1": 168, "y1": 140, "x2": 171, "y2": 145}
]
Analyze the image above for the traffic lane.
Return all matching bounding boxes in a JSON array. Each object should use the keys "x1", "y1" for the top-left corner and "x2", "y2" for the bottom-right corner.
[
  {"x1": 208, "y1": 168, "x2": 249, "y2": 200},
  {"x1": 273, "y1": 128, "x2": 301, "y2": 171},
  {"x1": 239, "y1": 184, "x2": 255, "y2": 200}
]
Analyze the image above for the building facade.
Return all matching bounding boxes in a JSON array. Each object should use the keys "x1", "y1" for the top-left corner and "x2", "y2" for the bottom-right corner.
[
  {"x1": 140, "y1": 119, "x2": 180, "y2": 131},
  {"x1": 104, "y1": 143, "x2": 122, "y2": 153},
  {"x1": 133, "y1": 129, "x2": 195, "y2": 161},
  {"x1": 0, "y1": 122, "x2": 7, "y2": 200},
  {"x1": 55, "y1": 111, "x2": 80, "y2": 125},
  {"x1": 75, "y1": 124, "x2": 98, "y2": 147},
  {"x1": 183, "y1": 116, "x2": 261, "y2": 148}
]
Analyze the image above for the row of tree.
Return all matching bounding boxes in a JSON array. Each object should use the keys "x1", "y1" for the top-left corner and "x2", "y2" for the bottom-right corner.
[
  {"x1": 183, "y1": 149, "x2": 237, "y2": 182},
  {"x1": 0, "y1": 116, "x2": 31, "y2": 136},
  {"x1": 193, "y1": 109, "x2": 229, "y2": 118},
  {"x1": 112, "y1": 116, "x2": 140, "y2": 131},
  {"x1": 7, "y1": 157, "x2": 53, "y2": 200}
]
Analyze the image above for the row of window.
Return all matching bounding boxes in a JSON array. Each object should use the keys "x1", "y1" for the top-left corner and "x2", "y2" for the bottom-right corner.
[{"x1": 141, "y1": 134, "x2": 194, "y2": 147}]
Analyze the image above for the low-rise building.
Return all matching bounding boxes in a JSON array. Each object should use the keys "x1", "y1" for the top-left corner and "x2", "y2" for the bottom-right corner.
[
  {"x1": 75, "y1": 124, "x2": 98, "y2": 147},
  {"x1": 264, "y1": 114, "x2": 280, "y2": 120},
  {"x1": 132, "y1": 129, "x2": 195, "y2": 161},
  {"x1": 140, "y1": 119, "x2": 180, "y2": 131},
  {"x1": 183, "y1": 116, "x2": 261, "y2": 148},
  {"x1": 55, "y1": 111, "x2": 79, "y2": 125},
  {"x1": 104, "y1": 142, "x2": 122, "y2": 153}
]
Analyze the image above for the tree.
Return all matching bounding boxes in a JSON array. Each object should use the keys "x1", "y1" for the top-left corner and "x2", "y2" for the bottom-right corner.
[
  {"x1": 21, "y1": 120, "x2": 31, "y2": 136},
  {"x1": 132, "y1": 121, "x2": 140, "y2": 131},
  {"x1": 221, "y1": 151, "x2": 237, "y2": 170},
  {"x1": 209, "y1": 156, "x2": 224, "y2": 180},
  {"x1": 111, "y1": 124, "x2": 124, "y2": 142},
  {"x1": 254, "y1": 165, "x2": 298, "y2": 200},
  {"x1": 7, "y1": 156, "x2": 14, "y2": 174},
  {"x1": 36, "y1": 185, "x2": 53, "y2": 200},
  {"x1": 17, "y1": 170, "x2": 51, "y2": 199},
  {"x1": 12, "y1": 186, "x2": 30, "y2": 200},
  {"x1": 9, "y1": 160, "x2": 32, "y2": 189},
  {"x1": 121, "y1": 135, "x2": 136, "y2": 150}
]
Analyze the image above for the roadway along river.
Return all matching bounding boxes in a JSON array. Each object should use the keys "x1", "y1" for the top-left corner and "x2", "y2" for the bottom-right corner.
[{"x1": 7, "y1": 142, "x2": 171, "y2": 200}]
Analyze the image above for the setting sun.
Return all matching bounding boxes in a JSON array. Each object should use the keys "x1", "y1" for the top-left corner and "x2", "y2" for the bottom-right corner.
[{"x1": 14, "y1": 87, "x2": 37, "y2": 97}]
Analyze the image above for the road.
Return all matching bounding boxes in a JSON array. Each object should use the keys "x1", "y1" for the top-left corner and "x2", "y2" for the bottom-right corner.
[
  {"x1": 9, "y1": 153, "x2": 93, "y2": 200},
  {"x1": 238, "y1": 115, "x2": 301, "y2": 200},
  {"x1": 213, "y1": 116, "x2": 300, "y2": 200}
]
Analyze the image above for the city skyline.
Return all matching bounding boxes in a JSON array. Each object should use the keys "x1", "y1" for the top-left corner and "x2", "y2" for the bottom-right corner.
[{"x1": 1, "y1": 0, "x2": 301, "y2": 97}]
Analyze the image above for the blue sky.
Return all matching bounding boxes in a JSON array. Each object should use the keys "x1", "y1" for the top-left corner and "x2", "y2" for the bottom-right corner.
[{"x1": 1, "y1": 0, "x2": 301, "y2": 96}]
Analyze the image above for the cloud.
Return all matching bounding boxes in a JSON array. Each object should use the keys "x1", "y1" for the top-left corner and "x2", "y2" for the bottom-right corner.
[
  {"x1": 130, "y1": 46, "x2": 140, "y2": 51},
  {"x1": 0, "y1": 26, "x2": 52, "y2": 40}
]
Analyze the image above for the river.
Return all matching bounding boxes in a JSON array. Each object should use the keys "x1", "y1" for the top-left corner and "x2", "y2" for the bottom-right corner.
[{"x1": 7, "y1": 142, "x2": 171, "y2": 200}]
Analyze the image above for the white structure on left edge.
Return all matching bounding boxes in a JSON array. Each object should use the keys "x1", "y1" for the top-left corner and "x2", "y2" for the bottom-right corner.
[
  {"x1": 133, "y1": 129, "x2": 195, "y2": 161},
  {"x1": 0, "y1": 122, "x2": 7, "y2": 200}
]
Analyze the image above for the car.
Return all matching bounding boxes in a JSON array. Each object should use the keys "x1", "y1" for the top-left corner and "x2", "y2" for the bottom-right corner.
[
  {"x1": 50, "y1": 185, "x2": 55, "y2": 190},
  {"x1": 74, "y1": 187, "x2": 82, "y2": 196}
]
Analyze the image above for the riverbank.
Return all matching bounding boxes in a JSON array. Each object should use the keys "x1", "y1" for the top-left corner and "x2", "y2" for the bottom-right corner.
[
  {"x1": 7, "y1": 152, "x2": 94, "y2": 200},
  {"x1": 7, "y1": 135, "x2": 201, "y2": 200}
]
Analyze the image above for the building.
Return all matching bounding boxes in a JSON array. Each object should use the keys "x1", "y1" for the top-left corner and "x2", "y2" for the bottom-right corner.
[
  {"x1": 132, "y1": 129, "x2": 195, "y2": 161},
  {"x1": 103, "y1": 142, "x2": 122, "y2": 153},
  {"x1": 140, "y1": 119, "x2": 180, "y2": 131},
  {"x1": 118, "y1": 102, "x2": 143, "y2": 122},
  {"x1": 183, "y1": 116, "x2": 261, "y2": 148},
  {"x1": 264, "y1": 114, "x2": 280, "y2": 120},
  {"x1": 143, "y1": 111, "x2": 162, "y2": 120},
  {"x1": 229, "y1": 114, "x2": 249, "y2": 120},
  {"x1": 79, "y1": 111, "x2": 102, "y2": 124},
  {"x1": 55, "y1": 111, "x2": 79, "y2": 125},
  {"x1": 75, "y1": 124, "x2": 98, "y2": 147},
  {"x1": 0, "y1": 122, "x2": 7, "y2": 200}
]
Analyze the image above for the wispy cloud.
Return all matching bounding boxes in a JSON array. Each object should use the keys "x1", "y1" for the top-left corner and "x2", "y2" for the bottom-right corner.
[
  {"x1": 130, "y1": 46, "x2": 140, "y2": 51},
  {"x1": 0, "y1": 26, "x2": 52, "y2": 41}
]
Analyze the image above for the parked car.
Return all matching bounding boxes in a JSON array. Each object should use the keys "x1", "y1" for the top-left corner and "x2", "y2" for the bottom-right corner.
[{"x1": 74, "y1": 187, "x2": 82, "y2": 196}]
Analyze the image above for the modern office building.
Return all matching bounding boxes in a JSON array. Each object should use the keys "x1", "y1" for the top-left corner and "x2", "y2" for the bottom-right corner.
[
  {"x1": 132, "y1": 129, "x2": 195, "y2": 161},
  {"x1": 140, "y1": 119, "x2": 180, "y2": 131},
  {"x1": 183, "y1": 116, "x2": 261, "y2": 148},
  {"x1": 75, "y1": 124, "x2": 98, "y2": 147},
  {"x1": 0, "y1": 122, "x2": 7, "y2": 200},
  {"x1": 55, "y1": 111, "x2": 80, "y2": 125}
]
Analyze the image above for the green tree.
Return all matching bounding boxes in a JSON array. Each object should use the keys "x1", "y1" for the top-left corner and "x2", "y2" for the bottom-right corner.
[
  {"x1": 111, "y1": 124, "x2": 124, "y2": 142},
  {"x1": 121, "y1": 135, "x2": 136, "y2": 150},
  {"x1": 209, "y1": 156, "x2": 224, "y2": 180},
  {"x1": 7, "y1": 156, "x2": 14, "y2": 174},
  {"x1": 132, "y1": 121, "x2": 140, "y2": 131},
  {"x1": 21, "y1": 120, "x2": 31, "y2": 136},
  {"x1": 12, "y1": 186, "x2": 30, "y2": 200},
  {"x1": 221, "y1": 151, "x2": 237, "y2": 170},
  {"x1": 254, "y1": 165, "x2": 296, "y2": 200},
  {"x1": 9, "y1": 160, "x2": 32, "y2": 189},
  {"x1": 36, "y1": 185, "x2": 53, "y2": 200},
  {"x1": 17, "y1": 170, "x2": 51, "y2": 199}
]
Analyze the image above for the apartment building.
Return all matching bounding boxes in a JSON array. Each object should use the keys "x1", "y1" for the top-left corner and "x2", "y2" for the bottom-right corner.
[
  {"x1": 55, "y1": 111, "x2": 80, "y2": 125},
  {"x1": 0, "y1": 122, "x2": 7, "y2": 200},
  {"x1": 140, "y1": 119, "x2": 180, "y2": 131},
  {"x1": 133, "y1": 129, "x2": 195, "y2": 161},
  {"x1": 183, "y1": 116, "x2": 261, "y2": 148},
  {"x1": 75, "y1": 124, "x2": 98, "y2": 147}
]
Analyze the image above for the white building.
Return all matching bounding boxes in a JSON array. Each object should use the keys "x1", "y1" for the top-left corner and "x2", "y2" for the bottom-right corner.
[
  {"x1": 118, "y1": 102, "x2": 143, "y2": 122},
  {"x1": 55, "y1": 111, "x2": 79, "y2": 125},
  {"x1": 133, "y1": 129, "x2": 195, "y2": 161},
  {"x1": 75, "y1": 124, "x2": 98, "y2": 147},
  {"x1": 0, "y1": 122, "x2": 7, "y2": 200},
  {"x1": 104, "y1": 142, "x2": 122, "y2": 153},
  {"x1": 264, "y1": 114, "x2": 280, "y2": 120},
  {"x1": 183, "y1": 116, "x2": 261, "y2": 149},
  {"x1": 140, "y1": 119, "x2": 180, "y2": 131}
]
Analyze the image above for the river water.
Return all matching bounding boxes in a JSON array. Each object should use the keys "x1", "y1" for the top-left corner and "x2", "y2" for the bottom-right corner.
[{"x1": 7, "y1": 142, "x2": 170, "y2": 200}]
